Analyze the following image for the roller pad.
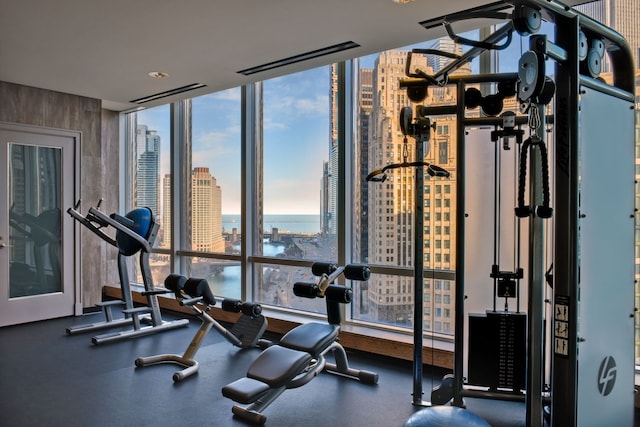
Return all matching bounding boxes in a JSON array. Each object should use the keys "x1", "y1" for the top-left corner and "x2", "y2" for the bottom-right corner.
[
  {"x1": 311, "y1": 262, "x2": 337, "y2": 276},
  {"x1": 221, "y1": 298, "x2": 241, "y2": 312},
  {"x1": 222, "y1": 377, "x2": 270, "y2": 404},
  {"x1": 343, "y1": 264, "x2": 370, "y2": 281},
  {"x1": 293, "y1": 282, "x2": 320, "y2": 298},
  {"x1": 324, "y1": 285, "x2": 352, "y2": 304},
  {"x1": 247, "y1": 346, "x2": 312, "y2": 388},
  {"x1": 280, "y1": 322, "x2": 339, "y2": 357},
  {"x1": 183, "y1": 278, "x2": 216, "y2": 306},
  {"x1": 164, "y1": 273, "x2": 187, "y2": 296}
]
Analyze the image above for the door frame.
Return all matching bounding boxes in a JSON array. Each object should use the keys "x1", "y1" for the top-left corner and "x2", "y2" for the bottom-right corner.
[{"x1": 0, "y1": 121, "x2": 81, "y2": 326}]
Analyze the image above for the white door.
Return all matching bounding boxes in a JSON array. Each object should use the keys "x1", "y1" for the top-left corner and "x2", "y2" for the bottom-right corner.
[{"x1": 0, "y1": 122, "x2": 79, "y2": 327}]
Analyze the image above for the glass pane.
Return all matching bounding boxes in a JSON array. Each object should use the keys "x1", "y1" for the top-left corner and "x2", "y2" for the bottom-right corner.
[
  {"x1": 182, "y1": 258, "x2": 242, "y2": 300},
  {"x1": 191, "y1": 89, "x2": 241, "y2": 254},
  {"x1": 149, "y1": 252, "x2": 172, "y2": 288},
  {"x1": 255, "y1": 262, "x2": 327, "y2": 315},
  {"x1": 352, "y1": 43, "x2": 461, "y2": 332},
  {"x1": 8, "y1": 144, "x2": 62, "y2": 297},
  {"x1": 133, "y1": 105, "x2": 170, "y2": 247},
  {"x1": 262, "y1": 66, "x2": 332, "y2": 259},
  {"x1": 255, "y1": 66, "x2": 337, "y2": 311}
]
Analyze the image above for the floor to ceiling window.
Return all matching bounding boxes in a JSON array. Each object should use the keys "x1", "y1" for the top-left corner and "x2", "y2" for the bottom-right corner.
[
  {"x1": 184, "y1": 90, "x2": 243, "y2": 299},
  {"x1": 128, "y1": 105, "x2": 171, "y2": 284},
  {"x1": 254, "y1": 66, "x2": 337, "y2": 315},
  {"x1": 121, "y1": 4, "x2": 640, "y2": 366}
]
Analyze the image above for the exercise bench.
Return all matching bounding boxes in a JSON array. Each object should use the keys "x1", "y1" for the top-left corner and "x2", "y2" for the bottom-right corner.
[
  {"x1": 135, "y1": 274, "x2": 269, "y2": 383},
  {"x1": 222, "y1": 262, "x2": 379, "y2": 425}
]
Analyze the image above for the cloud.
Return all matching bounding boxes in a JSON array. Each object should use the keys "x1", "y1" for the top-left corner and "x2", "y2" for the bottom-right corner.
[
  {"x1": 194, "y1": 128, "x2": 239, "y2": 151},
  {"x1": 263, "y1": 116, "x2": 288, "y2": 131},
  {"x1": 209, "y1": 87, "x2": 241, "y2": 102},
  {"x1": 263, "y1": 94, "x2": 329, "y2": 131}
]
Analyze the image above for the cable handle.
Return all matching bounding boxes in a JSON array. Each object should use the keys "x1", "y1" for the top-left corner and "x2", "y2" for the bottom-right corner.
[{"x1": 515, "y1": 135, "x2": 552, "y2": 219}]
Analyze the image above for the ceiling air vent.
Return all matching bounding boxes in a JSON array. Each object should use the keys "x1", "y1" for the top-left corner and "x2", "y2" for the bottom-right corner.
[
  {"x1": 419, "y1": 1, "x2": 508, "y2": 29},
  {"x1": 130, "y1": 83, "x2": 207, "y2": 104},
  {"x1": 237, "y1": 41, "x2": 360, "y2": 76}
]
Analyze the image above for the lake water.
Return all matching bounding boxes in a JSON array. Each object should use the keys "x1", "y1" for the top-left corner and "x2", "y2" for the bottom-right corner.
[
  {"x1": 223, "y1": 214, "x2": 320, "y2": 234},
  {"x1": 209, "y1": 215, "x2": 321, "y2": 297}
]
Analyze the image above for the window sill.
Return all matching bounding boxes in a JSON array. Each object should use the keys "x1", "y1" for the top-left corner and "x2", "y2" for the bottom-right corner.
[{"x1": 102, "y1": 284, "x2": 454, "y2": 369}]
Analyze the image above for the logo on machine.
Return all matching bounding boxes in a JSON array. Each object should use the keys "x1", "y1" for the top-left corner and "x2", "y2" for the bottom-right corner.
[{"x1": 597, "y1": 355, "x2": 617, "y2": 396}]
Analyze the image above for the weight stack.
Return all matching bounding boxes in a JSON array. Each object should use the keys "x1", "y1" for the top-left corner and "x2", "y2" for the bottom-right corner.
[{"x1": 468, "y1": 311, "x2": 527, "y2": 392}]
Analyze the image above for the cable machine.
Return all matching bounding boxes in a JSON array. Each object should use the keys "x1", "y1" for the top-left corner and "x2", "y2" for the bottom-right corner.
[
  {"x1": 367, "y1": 106, "x2": 450, "y2": 407},
  {"x1": 393, "y1": 1, "x2": 635, "y2": 426}
]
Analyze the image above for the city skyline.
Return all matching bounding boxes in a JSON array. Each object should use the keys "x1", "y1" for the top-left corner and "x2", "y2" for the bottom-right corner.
[
  {"x1": 137, "y1": 68, "x2": 332, "y2": 216},
  {"x1": 133, "y1": 22, "x2": 552, "y2": 218}
]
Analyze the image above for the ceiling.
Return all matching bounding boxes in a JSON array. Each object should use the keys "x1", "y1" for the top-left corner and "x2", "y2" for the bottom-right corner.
[{"x1": 1, "y1": 0, "x2": 584, "y2": 112}]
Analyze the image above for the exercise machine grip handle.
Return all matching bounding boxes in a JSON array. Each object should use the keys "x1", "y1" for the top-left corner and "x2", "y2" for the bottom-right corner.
[
  {"x1": 88, "y1": 208, "x2": 152, "y2": 253},
  {"x1": 110, "y1": 213, "x2": 135, "y2": 229},
  {"x1": 67, "y1": 206, "x2": 117, "y2": 247}
]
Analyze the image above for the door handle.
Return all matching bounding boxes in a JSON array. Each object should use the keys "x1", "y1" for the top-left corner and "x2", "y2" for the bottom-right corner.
[{"x1": 0, "y1": 243, "x2": 11, "y2": 249}]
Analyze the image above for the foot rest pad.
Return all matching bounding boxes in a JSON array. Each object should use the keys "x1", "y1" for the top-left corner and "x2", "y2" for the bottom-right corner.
[
  {"x1": 222, "y1": 378, "x2": 270, "y2": 404},
  {"x1": 231, "y1": 314, "x2": 268, "y2": 347},
  {"x1": 96, "y1": 300, "x2": 125, "y2": 307},
  {"x1": 122, "y1": 306, "x2": 152, "y2": 315}
]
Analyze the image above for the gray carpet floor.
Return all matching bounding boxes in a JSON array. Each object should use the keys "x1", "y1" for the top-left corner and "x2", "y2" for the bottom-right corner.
[{"x1": 0, "y1": 312, "x2": 628, "y2": 427}]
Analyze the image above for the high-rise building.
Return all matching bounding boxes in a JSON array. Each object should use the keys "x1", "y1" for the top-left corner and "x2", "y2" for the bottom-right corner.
[
  {"x1": 357, "y1": 68, "x2": 373, "y2": 264},
  {"x1": 320, "y1": 161, "x2": 330, "y2": 235},
  {"x1": 135, "y1": 124, "x2": 160, "y2": 218},
  {"x1": 162, "y1": 174, "x2": 171, "y2": 248},
  {"x1": 326, "y1": 64, "x2": 339, "y2": 236},
  {"x1": 191, "y1": 167, "x2": 224, "y2": 253},
  {"x1": 362, "y1": 47, "x2": 461, "y2": 332}
]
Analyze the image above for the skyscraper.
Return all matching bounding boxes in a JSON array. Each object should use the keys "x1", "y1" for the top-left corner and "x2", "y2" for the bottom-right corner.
[
  {"x1": 320, "y1": 161, "x2": 330, "y2": 235},
  {"x1": 135, "y1": 124, "x2": 160, "y2": 217},
  {"x1": 191, "y1": 167, "x2": 224, "y2": 253},
  {"x1": 363, "y1": 48, "x2": 460, "y2": 331},
  {"x1": 326, "y1": 64, "x2": 339, "y2": 236},
  {"x1": 357, "y1": 68, "x2": 373, "y2": 263},
  {"x1": 162, "y1": 174, "x2": 171, "y2": 248}
]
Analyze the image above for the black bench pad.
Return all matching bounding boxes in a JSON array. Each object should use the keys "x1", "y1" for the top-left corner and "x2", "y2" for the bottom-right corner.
[
  {"x1": 247, "y1": 345, "x2": 312, "y2": 388},
  {"x1": 222, "y1": 377, "x2": 270, "y2": 404},
  {"x1": 279, "y1": 322, "x2": 339, "y2": 356}
]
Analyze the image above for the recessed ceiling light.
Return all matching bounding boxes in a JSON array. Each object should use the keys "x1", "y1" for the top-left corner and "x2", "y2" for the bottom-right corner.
[
  {"x1": 392, "y1": 0, "x2": 415, "y2": 3},
  {"x1": 148, "y1": 71, "x2": 170, "y2": 78}
]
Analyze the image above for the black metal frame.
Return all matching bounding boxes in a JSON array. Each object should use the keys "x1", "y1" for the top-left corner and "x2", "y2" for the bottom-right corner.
[{"x1": 396, "y1": 1, "x2": 635, "y2": 425}]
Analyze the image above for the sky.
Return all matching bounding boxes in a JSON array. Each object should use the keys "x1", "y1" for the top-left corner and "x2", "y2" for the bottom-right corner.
[{"x1": 135, "y1": 24, "x2": 551, "y2": 215}]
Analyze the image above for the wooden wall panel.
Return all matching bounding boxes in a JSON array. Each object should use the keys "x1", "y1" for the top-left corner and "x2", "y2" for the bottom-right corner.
[{"x1": 0, "y1": 81, "x2": 120, "y2": 308}]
